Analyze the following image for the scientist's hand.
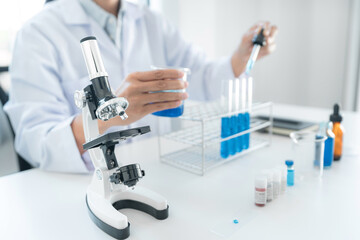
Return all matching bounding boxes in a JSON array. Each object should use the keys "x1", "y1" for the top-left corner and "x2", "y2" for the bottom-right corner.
[
  {"x1": 72, "y1": 69, "x2": 188, "y2": 154},
  {"x1": 99, "y1": 69, "x2": 189, "y2": 131},
  {"x1": 231, "y1": 21, "x2": 278, "y2": 77}
]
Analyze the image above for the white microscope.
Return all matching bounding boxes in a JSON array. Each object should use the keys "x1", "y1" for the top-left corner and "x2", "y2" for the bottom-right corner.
[{"x1": 74, "y1": 36, "x2": 169, "y2": 239}]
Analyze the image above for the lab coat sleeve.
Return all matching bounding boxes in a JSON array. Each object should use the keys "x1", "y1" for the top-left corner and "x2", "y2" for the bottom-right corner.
[
  {"x1": 160, "y1": 16, "x2": 235, "y2": 101},
  {"x1": 4, "y1": 23, "x2": 89, "y2": 173}
]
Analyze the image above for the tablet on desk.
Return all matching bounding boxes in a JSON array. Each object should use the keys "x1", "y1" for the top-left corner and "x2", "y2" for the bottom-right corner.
[{"x1": 254, "y1": 115, "x2": 319, "y2": 136}]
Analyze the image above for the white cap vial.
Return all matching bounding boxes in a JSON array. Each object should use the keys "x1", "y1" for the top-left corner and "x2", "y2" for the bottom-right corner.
[
  {"x1": 278, "y1": 165, "x2": 287, "y2": 194},
  {"x1": 255, "y1": 176, "x2": 267, "y2": 207},
  {"x1": 272, "y1": 169, "x2": 281, "y2": 199},
  {"x1": 261, "y1": 170, "x2": 273, "y2": 202}
]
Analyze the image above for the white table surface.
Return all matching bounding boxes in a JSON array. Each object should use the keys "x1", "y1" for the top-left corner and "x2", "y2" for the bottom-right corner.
[{"x1": 1, "y1": 103, "x2": 359, "y2": 240}]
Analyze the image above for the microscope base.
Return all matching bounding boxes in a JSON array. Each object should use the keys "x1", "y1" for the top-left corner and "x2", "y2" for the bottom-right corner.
[
  {"x1": 86, "y1": 197, "x2": 130, "y2": 239},
  {"x1": 86, "y1": 186, "x2": 169, "y2": 239}
]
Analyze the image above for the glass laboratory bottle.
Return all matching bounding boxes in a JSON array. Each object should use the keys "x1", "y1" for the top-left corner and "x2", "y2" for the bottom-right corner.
[
  {"x1": 152, "y1": 67, "x2": 190, "y2": 117},
  {"x1": 285, "y1": 160, "x2": 294, "y2": 186},
  {"x1": 330, "y1": 104, "x2": 344, "y2": 161}
]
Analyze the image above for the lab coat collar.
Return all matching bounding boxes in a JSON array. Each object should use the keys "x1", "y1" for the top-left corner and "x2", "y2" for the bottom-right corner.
[{"x1": 59, "y1": 0, "x2": 143, "y2": 26}]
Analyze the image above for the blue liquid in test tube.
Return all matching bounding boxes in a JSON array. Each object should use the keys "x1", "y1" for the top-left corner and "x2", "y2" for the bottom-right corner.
[
  {"x1": 236, "y1": 113, "x2": 243, "y2": 153},
  {"x1": 243, "y1": 112, "x2": 250, "y2": 149},
  {"x1": 229, "y1": 115, "x2": 237, "y2": 155},
  {"x1": 220, "y1": 79, "x2": 234, "y2": 159},
  {"x1": 221, "y1": 117, "x2": 230, "y2": 158}
]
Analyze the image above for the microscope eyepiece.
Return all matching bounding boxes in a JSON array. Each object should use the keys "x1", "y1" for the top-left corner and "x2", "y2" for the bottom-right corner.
[
  {"x1": 80, "y1": 36, "x2": 108, "y2": 80},
  {"x1": 79, "y1": 36, "x2": 129, "y2": 121}
]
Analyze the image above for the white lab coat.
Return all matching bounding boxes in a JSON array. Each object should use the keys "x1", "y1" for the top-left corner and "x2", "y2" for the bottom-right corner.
[{"x1": 5, "y1": 0, "x2": 234, "y2": 173}]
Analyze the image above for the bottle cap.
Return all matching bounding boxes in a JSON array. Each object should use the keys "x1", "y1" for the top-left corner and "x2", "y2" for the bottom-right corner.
[
  {"x1": 277, "y1": 165, "x2": 287, "y2": 177},
  {"x1": 261, "y1": 170, "x2": 273, "y2": 182},
  {"x1": 330, "y1": 104, "x2": 342, "y2": 122},
  {"x1": 272, "y1": 169, "x2": 281, "y2": 181},
  {"x1": 285, "y1": 160, "x2": 294, "y2": 167},
  {"x1": 255, "y1": 176, "x2": 267, "y2": 188}
]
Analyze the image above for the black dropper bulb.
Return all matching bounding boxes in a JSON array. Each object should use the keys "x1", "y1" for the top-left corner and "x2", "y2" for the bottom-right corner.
[
  {"x1": 330, "y1": 103, "x2": 342, "y2": 122},
  {"x1": 252, "y1": 28, "x2": 266, "y2": 46}
]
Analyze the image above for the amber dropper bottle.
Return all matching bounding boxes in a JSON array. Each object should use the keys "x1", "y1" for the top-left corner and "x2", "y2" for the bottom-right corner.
[{"x1": 330, "y1": 104, "x2": 344, "y2": 161}]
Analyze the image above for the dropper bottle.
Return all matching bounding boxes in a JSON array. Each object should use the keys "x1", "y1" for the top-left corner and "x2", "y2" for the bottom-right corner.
[{"x1": 330, "y1": 104, "x2": 344, "y2": 161}]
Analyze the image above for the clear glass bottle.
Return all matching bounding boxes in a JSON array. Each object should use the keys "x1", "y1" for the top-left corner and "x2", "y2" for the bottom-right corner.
[{"x1": 151, "y1": 67, "x2": 190, "y2": 117}]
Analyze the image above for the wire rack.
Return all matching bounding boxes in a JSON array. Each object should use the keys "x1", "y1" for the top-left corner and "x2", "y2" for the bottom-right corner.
[{"x1": 158, "y1": 101, "x2": 273, "y2": 175}]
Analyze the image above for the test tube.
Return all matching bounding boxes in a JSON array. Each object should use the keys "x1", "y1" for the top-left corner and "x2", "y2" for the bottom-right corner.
[
  {"x1": 240, "y1": 73, "x2": 252, "y2": 149},
  {"x1": 235, "y1": 78, "x2": 243, "y2": 153},
  {"x1": 229, "y1": 80, "x2": 236, "y2": 156},
  {"x1": 220, "y1": 79, "x2": 234, "y2": 158}
]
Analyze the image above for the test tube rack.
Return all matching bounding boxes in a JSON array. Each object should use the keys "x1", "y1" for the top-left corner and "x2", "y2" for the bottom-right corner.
[{"x1": 158, "y1": 101, "x2": 273, "y2": 175}]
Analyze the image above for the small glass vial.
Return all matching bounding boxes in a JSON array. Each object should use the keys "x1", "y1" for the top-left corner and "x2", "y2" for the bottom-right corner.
[
  {"x1": 272, "y1": 169, "x2": 281, "y2": 199},
  {"x1": 278, "y1": 166, "x2": 287, "y2": 194},
  {"x1": 261, "y1": 170, "x2": 273, "y2": 202},
  {"x1": 285, "y1": 160, "x2": 295, "y2": 186},
  {"x1": 254, "y1": 176, "x2": 267, "y2": 207}
]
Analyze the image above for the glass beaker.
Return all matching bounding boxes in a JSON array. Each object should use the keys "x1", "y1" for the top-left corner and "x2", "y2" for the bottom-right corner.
[
  {"x1": 289, "y1": 131, "x2": 327, "y2": 178},
  {"x1": 151, "y1": 66, "x2": 190, "y2": 117}
]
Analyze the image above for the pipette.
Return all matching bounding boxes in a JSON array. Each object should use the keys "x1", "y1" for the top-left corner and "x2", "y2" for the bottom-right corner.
[{"x1": 245, "y1": 28, "x2": 266, "y2": 75}]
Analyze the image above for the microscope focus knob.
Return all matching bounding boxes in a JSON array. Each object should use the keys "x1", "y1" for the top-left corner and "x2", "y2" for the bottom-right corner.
[
  {"x1": 74, "y1": 90, "x2": 87, "y2": 109},
  {"x1": 110, "y1": 164, "x2": 145, "y2": 187}
]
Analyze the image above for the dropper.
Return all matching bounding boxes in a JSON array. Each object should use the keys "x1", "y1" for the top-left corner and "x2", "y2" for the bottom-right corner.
[{"x1": 245, "y1": 28, "x2": 266, "y2": 75}]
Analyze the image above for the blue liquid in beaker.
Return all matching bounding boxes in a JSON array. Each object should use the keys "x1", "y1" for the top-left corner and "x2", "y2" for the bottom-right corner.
[{"x1": 152, "y1": 103, "x2": 184, "y2": 117}]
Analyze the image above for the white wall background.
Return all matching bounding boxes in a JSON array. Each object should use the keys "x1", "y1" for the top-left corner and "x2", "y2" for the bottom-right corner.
[{"x1": 152, "y1": 0, "x2": 355, "y2": 110}]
